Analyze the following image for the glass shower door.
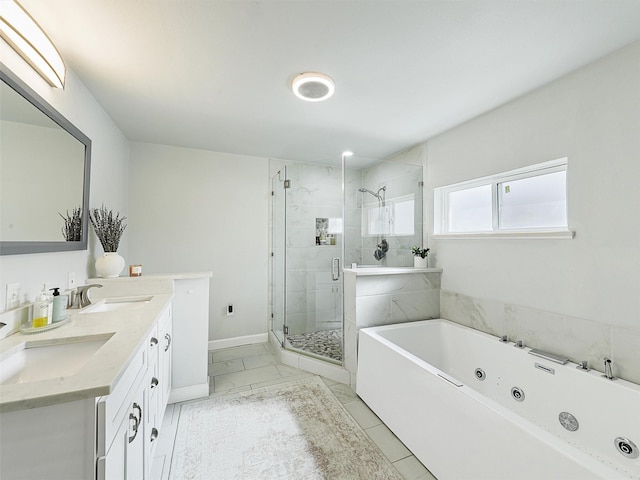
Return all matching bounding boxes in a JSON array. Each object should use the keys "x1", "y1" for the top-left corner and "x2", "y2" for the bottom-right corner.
[{"x1": 282, "y1": 162, "x2": 344, "y2": 364}]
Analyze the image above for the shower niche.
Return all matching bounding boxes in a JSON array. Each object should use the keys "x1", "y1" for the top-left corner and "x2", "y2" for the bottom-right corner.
[{"x1": 315, "y1": 217, "x2": 340, "y2": 245}]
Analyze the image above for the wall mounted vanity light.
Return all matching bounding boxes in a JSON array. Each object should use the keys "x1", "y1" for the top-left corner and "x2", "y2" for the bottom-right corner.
[{"x1": 0, "y1": 0, "x2": 66, "y2": 88}]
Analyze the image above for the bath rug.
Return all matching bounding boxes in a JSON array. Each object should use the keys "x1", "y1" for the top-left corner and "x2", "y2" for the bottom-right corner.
[{"x1": 170, "y1": 376, "x2": 403, "y2": 480}]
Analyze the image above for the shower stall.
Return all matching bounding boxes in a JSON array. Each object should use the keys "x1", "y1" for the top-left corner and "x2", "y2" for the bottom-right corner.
[{"x1": 271, "y1": 158, "x2": 423, "y2": 364}]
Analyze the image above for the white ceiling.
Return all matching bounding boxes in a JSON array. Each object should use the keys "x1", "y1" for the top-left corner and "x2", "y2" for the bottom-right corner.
[{"x1": 19, "y1": 0, "x2": 640, "y2": 166}]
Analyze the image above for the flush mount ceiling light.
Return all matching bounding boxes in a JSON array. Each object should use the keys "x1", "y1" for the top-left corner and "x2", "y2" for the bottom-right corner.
[
  {"x1": 0, "y1": 0, "x2": 66, "y2": 88},
  {"x1": 292, "y1": 72, "x2": 335, "y2": 102}
]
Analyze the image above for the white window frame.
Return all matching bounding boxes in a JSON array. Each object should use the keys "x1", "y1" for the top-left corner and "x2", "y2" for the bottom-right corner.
[
  {"x1": 362, "y1": 193, "x2": 416, "y2": 237},
  {"x1": 434, "y1": 158, "x2": 574, "y2": 239}
]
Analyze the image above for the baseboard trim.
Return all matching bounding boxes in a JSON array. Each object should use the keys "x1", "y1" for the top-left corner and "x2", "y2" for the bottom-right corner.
[
  {"x1": 168, "y1": 383, "x2": 209, "y2": 404},
  {"x1": 209, "y1": 333, "x2": 269, "y2": 351}
]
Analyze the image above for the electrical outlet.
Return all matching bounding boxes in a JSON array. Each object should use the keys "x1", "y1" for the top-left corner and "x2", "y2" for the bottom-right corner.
[
  {"x1": 6, "y1": 282, "x2": 20, "y2": 310},
  {"x1": 68, "y1": 272, "x2": 76, "y2": 290}
]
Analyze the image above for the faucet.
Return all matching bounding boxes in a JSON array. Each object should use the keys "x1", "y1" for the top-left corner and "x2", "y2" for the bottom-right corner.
[
  {"x1": 75, "y1": 284, "x2": 103, "y2": 308},
  {"x1": 602, "y1": 358, "x2": 616, "y2": 380},
  {"x1": 576, "y1": 360, "x2": 591, "y2": 371}
]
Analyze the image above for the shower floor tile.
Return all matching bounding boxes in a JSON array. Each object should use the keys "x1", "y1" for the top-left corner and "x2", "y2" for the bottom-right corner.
[{"x1": 286, "y1": 328, "x2": 343, "y2": 362}]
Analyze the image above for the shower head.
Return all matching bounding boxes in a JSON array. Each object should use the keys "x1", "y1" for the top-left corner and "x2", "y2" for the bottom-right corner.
[
  {"x1": 358, "y1": 186, "x2": 386, "y2": 199},
  {"x1": 358, "y1": 187, "x2": 378, "y2": 197}
]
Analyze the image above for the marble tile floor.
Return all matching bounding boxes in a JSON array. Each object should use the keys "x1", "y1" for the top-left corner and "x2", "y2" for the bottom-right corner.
[{"x1": 151, "y1": 342, "x2": 437, "y2": 480}]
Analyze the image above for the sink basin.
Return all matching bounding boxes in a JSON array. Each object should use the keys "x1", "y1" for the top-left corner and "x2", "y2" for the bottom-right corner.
[
  {"x1": 0, "y1": 335, "x2": 113, "y2": 385},
  {"x1": 80, "y1": 295, "x2": 153, "y2": 314}
]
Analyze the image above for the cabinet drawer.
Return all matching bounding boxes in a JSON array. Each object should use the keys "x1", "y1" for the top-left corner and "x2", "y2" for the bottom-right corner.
[{"x1": 96, "y1": 344, "x2": 146, "y2": 457}]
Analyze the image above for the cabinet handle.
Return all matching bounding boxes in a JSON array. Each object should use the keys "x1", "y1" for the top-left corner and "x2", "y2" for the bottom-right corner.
[
  {"x1": 128, "y1": 412, "x2": 138, "y2": 443},
  {"x1": 150, "y1": 337, "x2": 158, "y2": 347},
  {"x1": 150, "y1": 377, "x2": 159, "y2": 389},
  {"x1": 128, "y1": 402, "x2": 142, "y2": 444},
  {"x1": 133, "y1": 402, "x2": 142, "y2": 421},
  {"x1": 150, "y1": 427, "x2": 159, "y2": 442},
  {"x1": 164, "y1": 333, "x2": 172, "y2": 351}
]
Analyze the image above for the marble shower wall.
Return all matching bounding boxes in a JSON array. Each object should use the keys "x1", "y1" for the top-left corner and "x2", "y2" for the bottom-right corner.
[
  {"x1": 285, "y1": 163, "x2": 343, "y2": 334},
  {"x1": 344, "y1": 166, "x2": 364, "y2": 266},
  {"x1": 358, "y1": 161, "x2": 423, "y2": 267},
  {"x1": 280, "y1": 159, "x2": 424, "y2": 336},
  {"x1": 441, "y1": 290, "x2": 640, "y2": 385}
]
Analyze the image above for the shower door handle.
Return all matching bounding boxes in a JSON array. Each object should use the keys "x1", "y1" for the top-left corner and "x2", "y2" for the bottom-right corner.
[{"x1": 331, "y1": 257, "x2": 340, "y2": 281}]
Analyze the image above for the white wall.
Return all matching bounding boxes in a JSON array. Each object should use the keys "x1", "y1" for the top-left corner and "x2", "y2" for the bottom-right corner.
[
  {"x1": 0, "y1": 41, "x2": 129, "y2": 308},
  {"x1": 426, "y1": 42, "x2": 640, "y2": 380},
  {"x1": 128, "y1": 142, "x2": 269, "y2": 342}
]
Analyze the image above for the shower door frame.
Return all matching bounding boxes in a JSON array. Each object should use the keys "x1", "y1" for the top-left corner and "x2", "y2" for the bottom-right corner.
[{"x1": 271, "y1": 167, "x2": 287, "y2": 346}]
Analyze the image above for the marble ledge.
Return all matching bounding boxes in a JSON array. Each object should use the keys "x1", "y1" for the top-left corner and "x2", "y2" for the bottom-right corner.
[{"x1": 343, "y1": 267, "x2": 442, "y2": 277}]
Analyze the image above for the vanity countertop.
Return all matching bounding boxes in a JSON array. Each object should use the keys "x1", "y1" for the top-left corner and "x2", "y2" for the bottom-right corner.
[
  {"x1": 88, "y1": 271, "x2": 212, "y2": 281},
  {"x1": 0, "y1": 293, "x2": 173, "y2": 413}
]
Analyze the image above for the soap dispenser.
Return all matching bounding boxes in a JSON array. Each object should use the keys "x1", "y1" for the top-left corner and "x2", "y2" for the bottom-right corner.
[
  {"x1": 32, "y1": 284, "x2": 53, "y2": 328},
  {"x1": 50, "y1": 287, "x2": 68, "y2": 323}
]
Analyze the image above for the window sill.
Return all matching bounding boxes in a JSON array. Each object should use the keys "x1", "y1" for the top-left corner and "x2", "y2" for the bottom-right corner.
[{"x1": 432, "y1": 230, "x2": 575, "y2": 240}]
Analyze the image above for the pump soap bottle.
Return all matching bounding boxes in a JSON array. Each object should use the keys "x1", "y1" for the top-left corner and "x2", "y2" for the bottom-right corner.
[
  {"x1": 50, "y1": 287, "x2": 68, "y2": 323},
  {"x1": 32, "y1": 284, "x2": 53, "y2": 328}
]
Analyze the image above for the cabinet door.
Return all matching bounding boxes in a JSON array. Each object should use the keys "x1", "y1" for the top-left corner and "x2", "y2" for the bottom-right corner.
[
  {"x1": 97, "y1": 418, "x2": 126, "y2": 480},
  {"x1": 159, "y1": 310, "x2": 172, "y2": 414},
  {"x1": 99, "y1": 381, "x2": 145, "y2": 480},
  {"x1": 126, "y1": 384, "x2": 146, "y2": 479}
]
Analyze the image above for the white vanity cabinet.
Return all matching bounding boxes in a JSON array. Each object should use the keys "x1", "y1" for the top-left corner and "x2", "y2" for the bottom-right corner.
[
  {"x1": 169, "y1": 277, "x2": 209, "y2": 403},
  {"x1": 86, "y1": 273, "x2": 211, "y2": 404},
  {"x1": 144, "y1": 306, "x2": 172, "y2": 478},
  {"x1": 0, "y1": 301, "x2": 173, "y2": 480},
  {"x1": 98, "y1": 305, "x2": 173, "y2": 480}
]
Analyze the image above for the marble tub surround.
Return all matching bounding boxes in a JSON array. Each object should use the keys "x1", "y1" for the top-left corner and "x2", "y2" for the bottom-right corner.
[
  {"x1": 345, "y1": 268, "x2": 442, "y2": 327},
  {"x1": 344, "y1": 268, "x2": 442, "y2": 385},
  {"x1": 441, "y1": 289, "x2": 640, "y2": 385},
  {"x1": 0, "y1": 293, "x2": 173, "y2": 412}
]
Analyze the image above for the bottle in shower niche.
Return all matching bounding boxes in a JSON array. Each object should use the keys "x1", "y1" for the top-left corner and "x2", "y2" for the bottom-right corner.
[{"x1": 32, "y1": 284, "x2": 53, "y2": 328}]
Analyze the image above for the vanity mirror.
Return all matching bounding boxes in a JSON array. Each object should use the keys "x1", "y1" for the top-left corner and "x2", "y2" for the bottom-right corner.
[{"x1": 0, "y1": 67, "x2": 91, "y2": 255}]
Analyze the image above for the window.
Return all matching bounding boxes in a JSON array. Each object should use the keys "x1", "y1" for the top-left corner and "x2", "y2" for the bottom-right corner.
[
  {"x1": 362, "y1": 194, "x2": 415, "y2": 236},
  {"x1": 434, "y1": 158, "x2": 572, "y2": 238}
]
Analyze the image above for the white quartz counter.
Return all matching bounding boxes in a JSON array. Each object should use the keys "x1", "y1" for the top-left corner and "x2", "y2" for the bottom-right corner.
[
  {"x1": 343, "y1": 267, "x2": 443, "y2": 276},
  {"x1": 0, "y1": 293, "x2": 173, "y2": 413}
]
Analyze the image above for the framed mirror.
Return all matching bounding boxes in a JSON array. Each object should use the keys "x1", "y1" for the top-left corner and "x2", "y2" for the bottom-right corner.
[{"x1": 0, "y1": 67, "x2": 91, "y2": 255}]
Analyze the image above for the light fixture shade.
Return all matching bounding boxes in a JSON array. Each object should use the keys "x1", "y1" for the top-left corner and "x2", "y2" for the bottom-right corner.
[
  {"x1": 0, "y1": 0, "x2": 66, "y2": 88},
  {"x1": 292, "y1": 72, "x2": 335, "y2": 102}
]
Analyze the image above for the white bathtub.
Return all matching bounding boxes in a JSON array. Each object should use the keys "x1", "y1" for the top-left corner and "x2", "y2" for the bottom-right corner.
[{"x1": 357, "y1": 319, "x2": 640, "y2": 480}]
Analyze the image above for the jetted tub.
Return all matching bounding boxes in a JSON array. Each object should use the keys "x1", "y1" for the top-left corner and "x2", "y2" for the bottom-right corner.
[{"x1": 357, "y1": 319, "x2": 640, "y2": 480}]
